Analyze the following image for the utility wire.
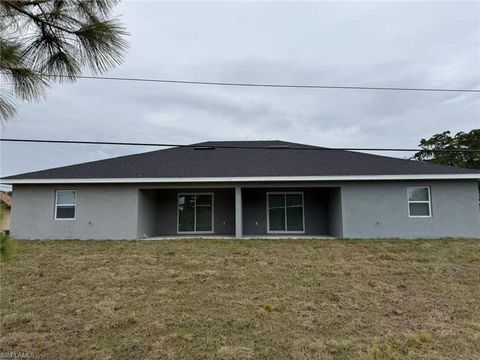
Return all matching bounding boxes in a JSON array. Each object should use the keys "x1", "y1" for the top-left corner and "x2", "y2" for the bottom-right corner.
[
  {"x1": 41, "y1": 74, "x2": 480, "y2": 93},
  {"x1": 1, "y1": 138, "x2": 479, "y2": 153}
]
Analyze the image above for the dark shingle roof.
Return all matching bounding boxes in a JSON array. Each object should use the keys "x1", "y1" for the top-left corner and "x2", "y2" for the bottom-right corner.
[{"x1": 4, "y1": 140, "x2": 479, "y2": 180}]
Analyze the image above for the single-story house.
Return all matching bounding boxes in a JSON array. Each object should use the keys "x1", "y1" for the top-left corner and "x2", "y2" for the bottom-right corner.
[
  {"x1": 0, "y1": 191, "x2": 12, "y2": 233},
  {"x1": 2, "y1": 140, "x2": 480, "y2": 239}
]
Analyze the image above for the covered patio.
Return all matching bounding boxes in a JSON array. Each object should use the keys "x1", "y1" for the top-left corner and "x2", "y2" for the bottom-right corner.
[{"x1": 137, "y1": 186, "x2": 342, "y2": 239}]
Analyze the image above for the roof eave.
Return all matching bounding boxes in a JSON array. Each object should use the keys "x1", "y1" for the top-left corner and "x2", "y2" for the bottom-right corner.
[{"x1": 2, "y1": 174, "x2": 480, "y2": 184}]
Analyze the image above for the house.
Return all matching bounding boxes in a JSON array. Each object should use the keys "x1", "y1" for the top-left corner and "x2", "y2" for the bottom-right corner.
[
  {"x1": 0, "y1": 192, "x2": 12, "y2": 233},
  {"x1": 2, "y1": 140, "x2": 480, "y2": 239}
]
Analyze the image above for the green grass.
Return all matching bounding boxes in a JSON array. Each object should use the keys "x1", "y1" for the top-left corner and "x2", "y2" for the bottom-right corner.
[
  {"x1": 0, "y1": 233, "x2": 14, "y2": 263},
  {"x1": 1, "y1": 239, "x2": 479, "y2": 359}
]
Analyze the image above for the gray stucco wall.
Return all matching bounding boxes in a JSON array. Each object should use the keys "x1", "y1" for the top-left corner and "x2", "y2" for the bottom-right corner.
[
  {"x1": 10, "y1": 180, "x2": 480, "y2": 239},
  {"x1": 327, "y1": 189, "x2": 343, "y2": 237},
  {"x1": 341, "y1": 180, "x2": 480, "y2": 238},
  {"x1": 11, "y1": 184, "x2": 139, "y2": 239},
  {"x1": 137, "y1": 189, "x2": 158, "y2": 238}
]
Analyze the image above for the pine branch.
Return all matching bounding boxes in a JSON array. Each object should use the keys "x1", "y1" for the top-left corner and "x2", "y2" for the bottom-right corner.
[
  {"x1": 6, "y1": 1, "x2": 77, "y2": 34},
  {"x1": 0, "y1": 0, "x2": 128, "y2": 121}
]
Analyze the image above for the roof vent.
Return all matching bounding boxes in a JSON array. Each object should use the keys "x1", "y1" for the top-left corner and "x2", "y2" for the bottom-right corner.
[
  {"x1": 193, "y1": 146, "x2": 216, "y2": 150},
  {"x1": 267, "y1": 145, "x2": 291, "y2": 149}
]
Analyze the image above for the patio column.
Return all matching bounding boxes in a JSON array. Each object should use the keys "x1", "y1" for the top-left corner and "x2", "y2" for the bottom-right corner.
[{"x1": 235, "y1": 186, "x2": 242, "y2": 238}]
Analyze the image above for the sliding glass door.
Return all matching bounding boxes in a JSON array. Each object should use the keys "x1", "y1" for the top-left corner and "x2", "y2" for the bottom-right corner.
[
  {"x1": 267, "y1": 192, "x2": 304, "y2": 233},
  {"x1": 178, "y1": 193, "x2": 214, "y2": 233}
]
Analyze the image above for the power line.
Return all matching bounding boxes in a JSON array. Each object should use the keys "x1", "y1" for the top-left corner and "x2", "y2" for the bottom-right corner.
[
  {"x1": 41, "y1": 74, "x2": 480, "y2": 93},
  {"x1": 1, "y1": 138, "x2": 479, "y2": 153}
]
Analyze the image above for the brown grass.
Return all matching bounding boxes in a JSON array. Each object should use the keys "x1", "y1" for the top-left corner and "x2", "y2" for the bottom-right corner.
[{"x1": 1, "y1": 239, "x2": 479, "y2": 359}]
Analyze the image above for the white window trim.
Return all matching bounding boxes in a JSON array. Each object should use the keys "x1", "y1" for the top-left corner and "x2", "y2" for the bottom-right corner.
[
  {"x1": 177, "y1": 192, "x2": 214, "y2": 234},
  {"x1": 407, "y1": 187, "x2": 432, "y2": 218},
  {"x1": 266, "y1": 192, "x2": 305, "y2": 234},
  {"x1": 54, "y1": 190, "x2": 76, "y2": 220}
]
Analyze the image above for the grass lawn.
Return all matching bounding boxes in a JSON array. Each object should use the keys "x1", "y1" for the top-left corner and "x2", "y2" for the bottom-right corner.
[{"x1": 1, "y1": 239, "x2": 479, "y2": 359}]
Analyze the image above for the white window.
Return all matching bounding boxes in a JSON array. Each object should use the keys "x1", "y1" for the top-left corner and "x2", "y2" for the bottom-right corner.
[
  {"x1": 55, "y1": 190, "x2": 76, "y2": 220},
  {"x1": 267, "y1": 192, "x2": 305, "y2": 233},
  {"x1": 177, "y1": 193, "x2": 214, "y2": 233},
  {"x1": 407, "y1": 187, "x2": 431, "y2": 217}
]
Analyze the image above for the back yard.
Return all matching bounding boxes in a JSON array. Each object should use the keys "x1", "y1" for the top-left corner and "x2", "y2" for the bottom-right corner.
[{"x1": 1, "y1": 239, "x2": 479, "y2": 360}]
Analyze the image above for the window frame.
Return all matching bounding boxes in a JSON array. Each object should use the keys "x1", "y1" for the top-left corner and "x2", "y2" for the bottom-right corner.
[
  {"x1": 266, "y1": 191, "x2": 305, "y2": 234},
  {"x1": 407, "y1": 186, "x2": 432, "y2": 218},
  {"x1": 54, "y1": 190, "x2": 77, "y2": 221},
  {"x1": 177, "y1": 192, "x2": 214, "y2": 234}
]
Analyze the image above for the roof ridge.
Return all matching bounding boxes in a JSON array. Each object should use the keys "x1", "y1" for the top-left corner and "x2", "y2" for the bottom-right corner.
[{"x1": 196, "y1": 140, "x2": 324, "y2": 149}]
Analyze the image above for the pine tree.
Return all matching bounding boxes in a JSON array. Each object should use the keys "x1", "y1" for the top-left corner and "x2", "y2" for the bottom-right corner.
[{"x1": 0, "y1": 0, "x2": 128, "y2": 121}]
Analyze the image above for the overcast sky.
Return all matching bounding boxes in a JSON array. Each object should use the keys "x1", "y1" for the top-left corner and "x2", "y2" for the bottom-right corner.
[{"x1": 1, "y1": 1, "x2": 479, "y2": 179}]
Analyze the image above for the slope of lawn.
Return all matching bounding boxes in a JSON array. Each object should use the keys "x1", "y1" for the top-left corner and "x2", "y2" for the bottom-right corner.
[{"x1": 1, "y1": 239, "x2": 479, "y2": 359}]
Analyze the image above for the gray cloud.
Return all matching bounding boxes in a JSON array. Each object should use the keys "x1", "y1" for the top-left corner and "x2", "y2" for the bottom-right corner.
[{"x1": 1, "y1": 1, "x2": 479, "y2": 178}]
